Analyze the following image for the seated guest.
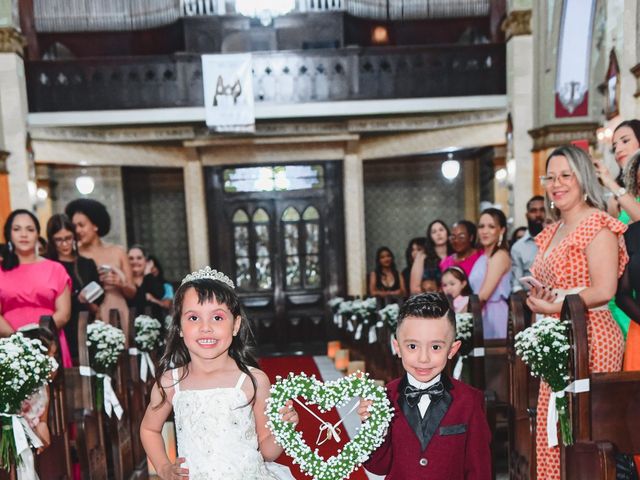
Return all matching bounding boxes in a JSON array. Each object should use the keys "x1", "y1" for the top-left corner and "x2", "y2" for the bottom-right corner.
[
  {"x1": 511, "y1": 195, "x2": 546, "y2": 292},
  {"x1": 127, "y1": 245, "x2": 165, "y2": 319},
  {"x1": 66, "y1": 198, "x2": 136, "y2": 339},
  {"x1": 46, "y1": 213, "x2": 102, "y2": 363},
  {"x1": 360, "y1": 293, "x2": 491, "y2": 479},
  {"x1": 401, "y1": 237, "x2": 426, "y2": 290},
  {"x1": 0, "y1": 209, "x2": 73, "y2": 367},
  {"x1": 468, "y1": 208, "x2": 511, "y2": 339},
  {"x1": 439, "y1": 220, "x2": 481, "y2": 276},
  {"x1": 369, "y1": 246, "x2": 407, "y2": 298},
  {"x1": 411, "y1": 220, "x2": 452, "y2": 293}
]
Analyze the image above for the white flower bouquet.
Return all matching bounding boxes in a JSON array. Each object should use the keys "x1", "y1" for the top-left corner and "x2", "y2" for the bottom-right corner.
[
  {"x1": 327, "y1": 297, "x2": 344, "y2": 314},
  {"x1": 87, "y1": 321, "x2": 125, "y2": 416},
  {"x1": 133, "y1": 315, "x2": 161, "y2": 382},
  {"x1": 134, "y1": 315, "x2": 162, "y2": 353},
  {"x1": 378, "y1": 304, "x2": 399, "y2": 331},
  {"x1": 515, "y1": 317, "x2": 572, "y2": 445},
  {"x1": 0, "y1": 333, "x2": 57, "y2": 470}
]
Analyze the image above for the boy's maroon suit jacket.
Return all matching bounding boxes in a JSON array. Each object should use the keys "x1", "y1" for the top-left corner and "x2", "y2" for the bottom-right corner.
[{"x1": 364, "y1": 375, "x2": 492, "y2": 479}]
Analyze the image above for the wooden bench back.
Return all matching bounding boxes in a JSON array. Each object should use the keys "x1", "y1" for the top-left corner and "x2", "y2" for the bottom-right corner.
[
  {"x1": 562, "y1": 294, "x2": 640, "y2": 479},
  {"x1": 106, "y1": 309, "x2": 135, "y2": 480},
  {"x1": 507, "y1": 291, "x2": 537, "y2": 480},
  {"x1": 69, "y1": 311, "x2": 108, "y2": 480},
  {"x1": 34, "y1": 316, "x2": 73, "y2": 480},
  {"x1": 468, "y1": 294, "x2": 486, "y2": 389}
]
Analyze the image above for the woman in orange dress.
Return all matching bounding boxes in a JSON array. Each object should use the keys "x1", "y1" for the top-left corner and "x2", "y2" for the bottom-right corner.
[{"x1": 527, "y1": 145, "x2": 627, "y2": 479}]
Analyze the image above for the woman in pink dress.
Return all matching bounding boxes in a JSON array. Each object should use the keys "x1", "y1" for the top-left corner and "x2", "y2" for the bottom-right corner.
[
  {"x1": 0, "y1": 209, "x2": 73, "y2": 367},
  {"x1": 439, "y1": 220, "x2": 482, "y2": 276}
]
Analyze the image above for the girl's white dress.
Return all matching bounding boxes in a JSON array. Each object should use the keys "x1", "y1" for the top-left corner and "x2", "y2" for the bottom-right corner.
[{"x1": 171, "y1": 368, "x2": 295, "y2": 480}]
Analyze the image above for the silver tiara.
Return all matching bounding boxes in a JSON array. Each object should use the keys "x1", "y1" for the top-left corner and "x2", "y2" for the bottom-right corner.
[{"x1": 181, "y1": 266, "x2": 235, "y2": 289}]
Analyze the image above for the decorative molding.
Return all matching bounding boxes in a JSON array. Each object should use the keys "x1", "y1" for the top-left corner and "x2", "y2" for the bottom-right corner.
[
  {"x1": 29, "y1": 125, "x2": 196, "y2": 143},
  {"x1": 0, "y1": 27, "x2": 25, "y2": 55},
  {"x1": 502, "y1": 10, "x2": 532, "y2": 40},
  {"x1": 0, "y1": 150, "x2": 9, "y2": 172},
  {"x1": 528, "y1": 123, "x2": 599, "y2": 151}
]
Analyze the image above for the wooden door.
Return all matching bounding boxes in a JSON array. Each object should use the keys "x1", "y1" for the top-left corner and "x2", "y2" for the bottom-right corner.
[{"x1": 207, "y1": 162, "x2": 345, "y2": 354}]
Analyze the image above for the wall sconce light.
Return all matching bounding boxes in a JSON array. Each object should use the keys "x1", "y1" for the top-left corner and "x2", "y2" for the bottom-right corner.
[
  {"x1": 75, "y1": 175, "x2": 95, "y2": 195},
  {"x1": 441, "y1": 153, "x2": 460, "y2": 181}
]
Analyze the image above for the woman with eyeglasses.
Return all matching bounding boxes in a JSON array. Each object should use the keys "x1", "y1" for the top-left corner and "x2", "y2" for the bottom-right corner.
[
  {"x1": 409, "y1": 220, "x2": 452, "y2": 293},
  {"x1": 46, "y1": 214, "x2": 102, "y2": 363},
  {"x1": 439, "y1": 220, "x2": 482, "y2": 276},
  {"x1": 0, "y1": 209, "x2": 73, "y2": 367},
  {"x1": 527, "y1": 145, "x2": 626, "y2": 480}
]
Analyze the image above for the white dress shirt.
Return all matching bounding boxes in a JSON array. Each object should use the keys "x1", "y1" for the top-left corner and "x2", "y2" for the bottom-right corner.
[{"x1": 406, "y1": 372, "x2": 442, "y2": 418}]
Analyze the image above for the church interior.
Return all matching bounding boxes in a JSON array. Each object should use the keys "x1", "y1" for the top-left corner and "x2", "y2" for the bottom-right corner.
[{"x1": 0, "y1": 0, "x2": 639, "y2": 479}]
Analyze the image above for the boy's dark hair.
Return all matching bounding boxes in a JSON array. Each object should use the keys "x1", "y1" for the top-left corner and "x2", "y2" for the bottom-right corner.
[{"x1": 397, "y1": 292, "x2": 456, "y2": 337}]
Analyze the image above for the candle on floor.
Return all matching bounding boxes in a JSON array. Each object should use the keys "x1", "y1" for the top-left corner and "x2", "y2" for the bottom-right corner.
[
  {"x1": 327, "y1": 340, "x2": 341, "y2": 359},
  {"x1": 334, "y1": 349, "x2": 349, "y2": 371}
]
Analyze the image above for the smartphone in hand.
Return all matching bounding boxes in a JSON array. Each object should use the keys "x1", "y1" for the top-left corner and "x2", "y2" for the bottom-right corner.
[{"x1": 519, "y1": 276, "x2": 543, "y2": 290}]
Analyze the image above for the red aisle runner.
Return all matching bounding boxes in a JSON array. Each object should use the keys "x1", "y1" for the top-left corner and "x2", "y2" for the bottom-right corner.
[{"x1": 259, "y1": 356, "x2": 369, "y2": 480}]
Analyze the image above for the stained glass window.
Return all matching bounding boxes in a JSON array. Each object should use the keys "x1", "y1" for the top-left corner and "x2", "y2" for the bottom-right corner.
[
  {"x1": 224, "y1": 165, "x2": 324, "y2": 192},
  {"x1": 232, "y1": 209, "x2": 251, "y2": 288},
  {"x1": 253, "y1": 209, "x2": 272, "y2": 290}
]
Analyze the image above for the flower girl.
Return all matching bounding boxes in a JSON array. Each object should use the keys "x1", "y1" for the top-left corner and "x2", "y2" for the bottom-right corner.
[
  {"x1": 441, "y1": 266, "x2": 473, "y2": 313},
  {"x1": 140, "y1": 267, "x2": 296, "y2": 479}
]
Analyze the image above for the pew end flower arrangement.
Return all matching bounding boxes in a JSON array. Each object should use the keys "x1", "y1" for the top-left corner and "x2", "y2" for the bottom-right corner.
[
  {"x1": 133, "y1": 315, "x2": 162, "y2": 382},
  {"x1": 0, "y1": 333, "x2": 58, "y2": 472},
  {"x1": 86, "y1": 320, "x2": 126, "y2": 419},
  {"x1": 514, "y1": 316, "x2": 572, "y2": 446}
]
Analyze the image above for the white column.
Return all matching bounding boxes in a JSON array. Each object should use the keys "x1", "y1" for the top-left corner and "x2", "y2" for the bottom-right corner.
[
  {"x1": 183, "y1": 152, "x2": 210, "y2": 270},
  {"x1": 505, "y1": 8, "x2": 534, "y2": 224},
  {"x1": 0, "y1": 50, "x2": 30, "y2": 210},
  {"x1": 343, "y1": 146, "x2": 367, "y2": 296}
]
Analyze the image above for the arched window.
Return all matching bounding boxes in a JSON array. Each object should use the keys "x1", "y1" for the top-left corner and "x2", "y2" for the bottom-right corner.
[{"x1": 232, "y1": 209, "x2": 251, "y2": 289}]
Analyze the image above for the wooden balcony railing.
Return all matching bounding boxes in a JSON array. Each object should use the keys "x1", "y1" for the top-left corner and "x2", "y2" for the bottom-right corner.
[{"x1": 25, "y1": 44, "x2": 505, "y2": 113}]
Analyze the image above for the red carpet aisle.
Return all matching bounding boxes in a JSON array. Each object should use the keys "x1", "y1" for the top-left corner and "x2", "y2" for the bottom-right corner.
[{"x1": 259, "y1": 356, "x2": 369, "y2": 480}]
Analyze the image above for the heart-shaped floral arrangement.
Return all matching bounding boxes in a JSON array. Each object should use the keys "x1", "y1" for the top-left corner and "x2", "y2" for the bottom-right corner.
[{"x1": 266, "y1": 371, "x2": 393, "y2": 480}]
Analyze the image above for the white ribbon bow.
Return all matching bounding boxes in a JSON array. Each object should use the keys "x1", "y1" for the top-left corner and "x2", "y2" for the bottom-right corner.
[
  {"x1": 547, "y1": 378, "x2": 590, "y2": 447},
  {"x1": 0, "y1": 413, "x2": 43, "y2": 480},
  {"x1": 293, "y1": 398, "x2": 359, "y2": 446},
  {"x1": 354, "y1": 324, "x2": 363, "y2": 340},
  {"x1": 96, "y1": 374, "x2": 123, "y2": 420},
  {"x1": 129, "y1": 348, "x2": 156, "y2": 382}
]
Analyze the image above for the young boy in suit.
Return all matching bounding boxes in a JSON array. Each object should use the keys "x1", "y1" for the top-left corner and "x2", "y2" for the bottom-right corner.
[{"x1": 359, "y1": 292, "x2": 492, "y2": 479}]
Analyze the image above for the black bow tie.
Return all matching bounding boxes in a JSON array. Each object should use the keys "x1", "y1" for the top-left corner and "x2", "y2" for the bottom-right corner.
[{"x1": 403, "y1": 381, "x2": 445, "y2": 408}]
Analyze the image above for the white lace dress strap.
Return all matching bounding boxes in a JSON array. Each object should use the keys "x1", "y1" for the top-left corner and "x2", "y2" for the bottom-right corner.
[
  {"x1": 171, "y1": 368, "x2": 180, "y2": 393},
  {"x1": 234, "y1": 371, "x2": 248, "y2": 390}
]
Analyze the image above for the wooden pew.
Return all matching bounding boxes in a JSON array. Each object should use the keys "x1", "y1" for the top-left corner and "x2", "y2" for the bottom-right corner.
[
  {"x1": 35, "y1": 316, "x2": 73, "y2": 480},
  {"x1": 468, "y1": 294, "x2": 486, "y2": 389},
  {"x1": 561, "y1": 295, "x2": 640, "y2": 480},
  {"x1": 105, "y1": 309, "x2": 135, "y2": 480},
  {"x1": 68, "y1": 311, "x2": 109, "y2": 480},
  {"x1": 126, "y1": 308, "x2": 150, "y2": 477},
  {"x1": 507, "y1": 291, "x2": 538, "y2": 480}
]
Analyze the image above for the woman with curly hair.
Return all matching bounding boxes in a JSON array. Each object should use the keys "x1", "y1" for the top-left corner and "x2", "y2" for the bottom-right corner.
[{"x1": 65, "y1": 199, "x2": 136, "y2": 339}]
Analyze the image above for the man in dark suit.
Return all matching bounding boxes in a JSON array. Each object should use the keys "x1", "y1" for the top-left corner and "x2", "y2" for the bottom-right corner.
[{"x1": 359, "y1": 292, "x2": 492, "y2": 479}]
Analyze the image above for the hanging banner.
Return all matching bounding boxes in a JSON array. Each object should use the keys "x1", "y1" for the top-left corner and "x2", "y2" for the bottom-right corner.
[{"x1": 201, "y1": 53, "x2": 255, "y2": 132}]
